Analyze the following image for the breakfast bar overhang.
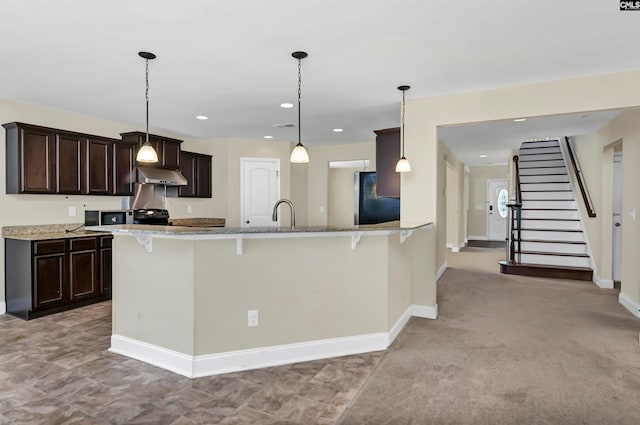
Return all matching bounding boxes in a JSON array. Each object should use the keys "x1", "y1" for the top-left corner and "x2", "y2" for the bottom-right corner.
[{"x1": 90, "y1": 223, "x2": 436, "y2": 378}]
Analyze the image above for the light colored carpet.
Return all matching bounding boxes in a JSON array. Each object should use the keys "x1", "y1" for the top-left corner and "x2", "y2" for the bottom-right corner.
[{"x1": 338, "y1": 247, "x2": 640, "y2": 425}]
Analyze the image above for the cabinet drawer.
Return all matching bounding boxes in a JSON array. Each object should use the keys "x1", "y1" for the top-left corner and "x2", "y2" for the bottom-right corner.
[
  {"x1": 100, "y1": 236, "x2": 113, "y2": 248},
  {"x1": 69, "y1": 237, "x2": 97, "y2": 252},
  {"x1": 33, "y1": 240, "x2": 66, "y2": 255}
]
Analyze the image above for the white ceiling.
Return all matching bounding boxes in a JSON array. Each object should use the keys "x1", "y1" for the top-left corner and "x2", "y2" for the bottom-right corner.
[{"x1": 1, "y1": 1, "x2": 638, "y2": 153}]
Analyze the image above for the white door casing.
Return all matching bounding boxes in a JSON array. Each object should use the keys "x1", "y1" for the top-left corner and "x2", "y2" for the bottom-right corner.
[
  {"x1": 487, "y1": 179, "x2": 508, "y2": 241},
  {"x1": 612, "y1": 153, "x2": 623, "y2": 282},
  {"x1": 241, "y1": 158, "x2": 280, "y2": 227}
]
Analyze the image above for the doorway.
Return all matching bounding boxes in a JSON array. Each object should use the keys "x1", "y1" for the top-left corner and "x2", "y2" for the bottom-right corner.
[
  {"x1": 240, "y1": 158, "x2": 280, "y2": 227},
  {"x1": 487, "y1": 179, "x2": 508, "y2": 241},
  {"x1": 612, "y1": 152, "x2": 623, "y2": 283}
]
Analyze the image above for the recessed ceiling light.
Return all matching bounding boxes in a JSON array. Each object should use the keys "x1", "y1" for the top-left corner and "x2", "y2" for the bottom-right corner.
[
  {"x1": 513, "y1": 118, "x2": 527, "y2": 122},
  {"x1": 280, "y1": 103, "x2": 294, "y2": 109},
  {"x1": 332, "y1": 128, "x2": 343, "y2": 132},
  {"x1": 264, "y1": 135, "x2": 273, "y2": 139},
  {"x1": 480, "y1": 154, "x2": 488, "y2": 158},
  {"x1": 195, "y1": 115, "x2": 208, "y2": 120}
]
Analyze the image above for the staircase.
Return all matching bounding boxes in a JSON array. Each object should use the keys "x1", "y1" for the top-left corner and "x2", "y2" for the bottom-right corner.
[{"x1": 500, "y1": 139, "x2": 594, "y2": 281}]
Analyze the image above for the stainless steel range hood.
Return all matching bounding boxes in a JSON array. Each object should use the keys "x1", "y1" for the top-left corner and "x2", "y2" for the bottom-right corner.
[{"x1": 137, "y1": 166, "x2": 187, "y2": 186}]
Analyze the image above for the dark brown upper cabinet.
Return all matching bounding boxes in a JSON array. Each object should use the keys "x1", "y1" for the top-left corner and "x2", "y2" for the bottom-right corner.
[
  {"x1": 113, "y1": 141, "x2": 136, "y2": 196},
  {"x1": 120, "y1": 131, "x2": 183, "y2": 169},
  {"x1": 4, "y1": 123, "x2": 55, "y2": 194},
  {"x1": 4, "y1": 122, "x2": 132, "y2": 196},
  {"x1": 179, "y1": 150, "x2": 212, "y2": 198},
  {"x1": 374, "y1": 127, "x2": 401, "y2": 198},
  {"x1": 86, "y1": 137, "x2": 113, "y2": 195},
  {"x1": 56, "y1": 132, "x2": 86, "y2": 194}
]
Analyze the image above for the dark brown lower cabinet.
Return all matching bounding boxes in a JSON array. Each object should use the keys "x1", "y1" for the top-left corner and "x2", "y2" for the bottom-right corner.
[{"x1": 5, "y1": 235, "x2": 112, "y2": 320}]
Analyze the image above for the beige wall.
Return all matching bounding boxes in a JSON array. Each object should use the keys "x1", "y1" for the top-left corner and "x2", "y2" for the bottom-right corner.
[
  {"x1": 573, "y1": 109, "x2": 640, "y2": 304},
  {"x1": 402, "y1": 71, "x2": 640, "y2": 300},
  {"x1": 307, "y1": 142, "x2": 375, "y2": 226},
  {"x1": 438, "y1": 141, "x2": 464, "y2": 268},
  {"x1": 467, "y1": 165, "x2": 509, "y2": 238}
]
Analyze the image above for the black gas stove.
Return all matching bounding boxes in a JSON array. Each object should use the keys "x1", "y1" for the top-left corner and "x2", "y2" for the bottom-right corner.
[{"x1": 133, "y1": 209, "x2": 170, "y2": 225}]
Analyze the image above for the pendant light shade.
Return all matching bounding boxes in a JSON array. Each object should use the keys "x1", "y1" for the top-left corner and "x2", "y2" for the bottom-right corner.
[
  {"x1": 290, "y1": 142, "x2": 310, "y2": 163},
  {"x1": 136, "y1": 51, "x2": 159, "y2": 163},
  {"x1": 290, "y1": 51, "x2": 309, "y2": 164},
  {"x1": 395, "y1": 85, "x2": 411, "y2": 173}
]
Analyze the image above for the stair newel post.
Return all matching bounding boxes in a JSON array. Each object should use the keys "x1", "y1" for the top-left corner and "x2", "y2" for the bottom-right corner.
[{"x1": 505, "y1": 155, "x2": 523, "y2": 264}]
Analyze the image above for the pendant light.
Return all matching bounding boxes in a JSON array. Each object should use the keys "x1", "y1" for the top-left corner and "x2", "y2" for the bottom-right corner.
[
  {"x1": 290, "y1": 51, "x2": 310, "y2": 163},
  {"x1": 136, "y1": 51, "x2": 159, "y2": 163},
  {"x1": 395, "y1": 85, "x2": 411, "y2": 173}
]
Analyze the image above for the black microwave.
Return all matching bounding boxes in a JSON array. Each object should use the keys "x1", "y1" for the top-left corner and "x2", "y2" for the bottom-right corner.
[{"x1": 84, "y1": 210, "x2": 133, "y2": 226}]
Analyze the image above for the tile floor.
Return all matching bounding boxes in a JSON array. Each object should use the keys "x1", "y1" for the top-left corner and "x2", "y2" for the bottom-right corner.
[{"x1": 0, "y1": 302, "x2": 382, "y2": 425}]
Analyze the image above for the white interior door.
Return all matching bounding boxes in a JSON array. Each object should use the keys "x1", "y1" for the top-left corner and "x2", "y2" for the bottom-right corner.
[
  {"x1": 487, "y1": 179, "x2": 508, "y2": 241},
  {"x1": 241, "y1": 158, "x2": 280, "y2": 227},
  {"x1": 612, "y1": 153, "x2": 623, "y2": 281}
]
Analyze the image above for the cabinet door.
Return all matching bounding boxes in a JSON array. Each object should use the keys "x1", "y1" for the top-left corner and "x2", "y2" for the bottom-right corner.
[
  {"x1": 20, "y1": 126, "x2": 56, "y2": 193},
  {"x1": 196, "y1": 154, "x2": 212, "y2": 198},
  {"x1": 33, "y1": 253, "x2": 66, "y2": 308},
  {"x1": 162, "y1": 140, "x2": 181, "y2": 169},
  {"x1": 113, "y1": 142, "x2": 135, "y2": 195},
  {"x1": 374, "y1": 128, "x2": 401, "y2": 198},
  {"x1": 178, "y1": 151, "x2": 197, "y2": 197},
  {"x1": 56, "y1": 132, "x2": 85, "y2": 194},
  {"x1": 100, "y1": 248, "x2": 112, "y2": 294},
  {"x1": 86, "y1": 138, "x2": 113, "y2": 194},
  {"x1": 69, "y1": 250, "x2": 98, "y2": 300}
]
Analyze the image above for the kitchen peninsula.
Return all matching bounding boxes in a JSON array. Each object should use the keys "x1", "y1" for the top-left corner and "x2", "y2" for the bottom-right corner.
[{"x1": 89, "y1": 222, "x2": 436, "y2": 378}]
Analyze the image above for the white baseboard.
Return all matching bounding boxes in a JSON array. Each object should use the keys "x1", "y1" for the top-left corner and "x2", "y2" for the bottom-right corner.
[
  {"x1": 0, "y1": 301, "x2": 5, "y2": 314},
  {"x1": 619, "y1": 293, "x2": 640, "y2": 318},
  {"x1": 410, "y1": 304, "x2": 438, "y2": 319},
  {"x1": 594, "y1": 275, "x2": 614, "y2": 289},
  {"x1": 437, "y1": 262, "x2": 448, "y2": 280},
  {"x1": 110, "y1": 303, "x2": 439, "y2": 378},
  {"x1": 110, "y1": 335, "x2": 195, "y2": 377},
  {"x1": 467, "y1": 235, "x2": 488, "y2": 241}
]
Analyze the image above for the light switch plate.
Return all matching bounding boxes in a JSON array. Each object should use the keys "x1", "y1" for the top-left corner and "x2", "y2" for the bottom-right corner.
[{"x1": 68, "y1": 206, "x2": 77, "y2": 217}]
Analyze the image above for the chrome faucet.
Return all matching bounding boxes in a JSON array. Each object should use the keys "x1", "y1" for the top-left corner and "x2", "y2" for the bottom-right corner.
[{"x1": 272, "y1": 199, "x2": 296, "y2": 230}]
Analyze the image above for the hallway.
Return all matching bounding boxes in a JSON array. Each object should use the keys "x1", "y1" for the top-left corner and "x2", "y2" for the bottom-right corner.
[{"x1": 338, "y1": 247, "x2": 640, "y2": 424}]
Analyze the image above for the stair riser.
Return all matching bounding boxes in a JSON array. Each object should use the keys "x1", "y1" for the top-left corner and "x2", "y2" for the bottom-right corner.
[
  {"x1": 519, "y1": 160, "x2": 566, "y2": 169},
  {"x1": 520, "y1": 174, "x2": 570, "y2": 183},
  {"x1": 521, "y1": 210, "x2": 579, "y2": 219},
  {"x1": 520, "y1": 182, "x2": 571, "y2": 191},
  {"x1": 520, "y1": 254, "x2": 591, "y2": 268},
  {"x1": 520, "y1": 220, "x2": 581, "y2": 230},
  {"x1": 521, "y1": 141, "x2": 560, "y2": 148},
  {"x1": 519, "y1": 148, "x2": 562, "y2": 155},
  {"x1": 520, "y1": 242, "x2": 588, "y2": 255},
  {"x1": 519, "y1": 153, "x2": 564, "y2": 161},
  {"x1": 521, "y1": 191, "x2": 574, "y2": 200},
  {"x1": 522, "y1": 200, "x2": 576, "y2": 209},
  {"x1": 520, "y1": 230, "x2": 585, "y2": 242},
  {"x1": 519, "y1": 167, "x2": 567, "y2": 176}
]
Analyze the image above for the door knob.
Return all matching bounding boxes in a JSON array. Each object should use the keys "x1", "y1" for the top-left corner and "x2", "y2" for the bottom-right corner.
[
  {"x1": 615, "y1": 222, "x2": 621, "y2": 227},
  {"x1": 246, "y1": 220, "x2": 250, "y2": 224}
]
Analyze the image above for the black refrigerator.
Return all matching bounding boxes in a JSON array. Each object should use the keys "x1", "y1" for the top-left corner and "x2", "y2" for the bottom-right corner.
[{"x1": 354, "y1": 172, "x2": 400, "y2": 225}]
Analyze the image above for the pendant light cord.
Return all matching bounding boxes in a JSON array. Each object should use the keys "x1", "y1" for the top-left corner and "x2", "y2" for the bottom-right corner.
[
  {"x1": 297, "y1": 58, "x2": 302, "y2": 145},
  {"x1": 401, "y1": 89, "x2": 406, "y2": 157},
  {"x1": 145, "y1": 58, "x2": 150, "y2": 145}
]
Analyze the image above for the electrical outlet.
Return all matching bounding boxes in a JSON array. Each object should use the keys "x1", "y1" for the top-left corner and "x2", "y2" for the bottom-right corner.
[
  {"x1": 319, "y1": 206, "x2": 325, "y2": 214},
  {"x1": 187, "y1": 205, "x2": 193, "y2": 214},
  {"x1": 68, "y1": 206, "x2": 76, "y2": 217},
  {"x1": 247, "y1": 310, "x2": 259, "y2": 327}
]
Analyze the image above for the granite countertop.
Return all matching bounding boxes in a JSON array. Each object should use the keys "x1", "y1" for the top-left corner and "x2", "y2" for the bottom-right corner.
[
  {"x1": 86, "y1": 221, "x2": 433, "y2": 237},
  {"x1": 2, "y1": 224, "x2": 111, "y2": 241}
]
